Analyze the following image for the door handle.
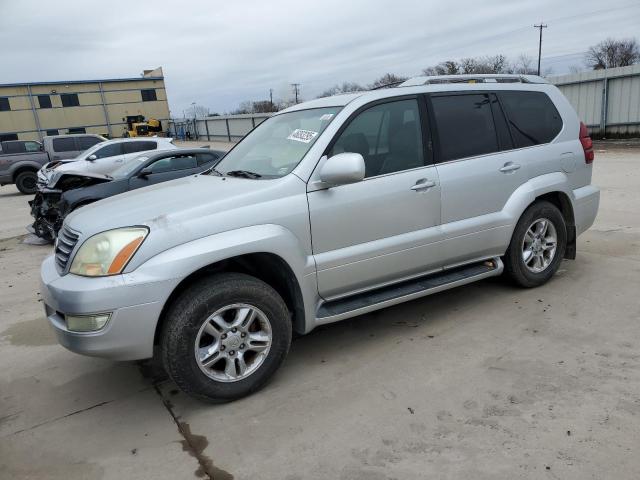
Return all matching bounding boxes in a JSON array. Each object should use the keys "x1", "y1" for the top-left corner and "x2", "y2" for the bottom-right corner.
[
  {"x1": 499, "y1": 162, "x2": 521, "y2": 173},
  {"x1": 411, "y1": 179, "x2": 436, "y2": 191}
]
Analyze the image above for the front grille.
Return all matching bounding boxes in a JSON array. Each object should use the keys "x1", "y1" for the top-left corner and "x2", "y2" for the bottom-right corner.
[{"x1": 55, "y1": 226, "x2": 80, "y2": 272}]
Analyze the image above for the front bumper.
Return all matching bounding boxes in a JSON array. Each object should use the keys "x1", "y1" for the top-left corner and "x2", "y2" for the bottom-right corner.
[{"x1": 40, "y1": 255, "x2": 178, "y2": 360}]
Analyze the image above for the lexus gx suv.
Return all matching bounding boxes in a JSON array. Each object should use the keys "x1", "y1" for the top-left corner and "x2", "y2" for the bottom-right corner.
[{"x1": 40, "y1": 74, "x2": 599, "y2": 401}]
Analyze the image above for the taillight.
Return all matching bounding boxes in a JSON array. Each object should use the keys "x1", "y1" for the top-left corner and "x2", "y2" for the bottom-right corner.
[{"x1": 579, "y1": 121, "x2": 594, "y2": 164}]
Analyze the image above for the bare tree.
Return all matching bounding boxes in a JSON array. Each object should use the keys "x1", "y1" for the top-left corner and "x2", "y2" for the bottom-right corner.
[
  {"x1": 422, "y1": 60, "x2": 459, "y2": 76},
  {"x1": 186, "y1": 105, "x2": 210, "y2": 117},
  {"x1": 317, "y1": 82, "x2": 366, "y2": 98},
  {"x1": 252, "y1": 100, "x2": 279, "y2": 113},
  {"x1": 231, "y1": 101, "x2": 254, "y2": 115},
  {"x1": 512, "y1": 54, "x2": 536, "y2": 75},
  {"x1": 369, "y1": 73, "x2": 408, "y2": 89},
  {"x1": 586, "y1": 37, "x2": 640, "y2": 69}
]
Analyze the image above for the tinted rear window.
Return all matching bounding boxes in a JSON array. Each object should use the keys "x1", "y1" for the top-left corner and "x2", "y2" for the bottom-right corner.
[
  {"x1": 431, "y1": 94, "x2": 499, "y2": 162},
  {"x1": 77, "y1": 136, "x2": 102, "y2": 150},
  {"x1": 52, "y1": 137, "x2": 77, "y2": 152},
  {"x1": 123, "y1": 141, "x2": 157, "y2": 154},
  {"x1": 498, "y1": 91, "x2": 563, "y2": 147}
]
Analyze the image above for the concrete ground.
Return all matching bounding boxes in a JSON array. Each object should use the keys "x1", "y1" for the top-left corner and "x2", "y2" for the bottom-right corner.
[{"x1": 1, "y1": 145, "x2": 639, "y2": 479}]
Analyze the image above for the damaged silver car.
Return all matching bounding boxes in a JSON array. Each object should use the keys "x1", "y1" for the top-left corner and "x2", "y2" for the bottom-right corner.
[{"x1": 30, "y1": 148, "x2": 224, "y2": 241}]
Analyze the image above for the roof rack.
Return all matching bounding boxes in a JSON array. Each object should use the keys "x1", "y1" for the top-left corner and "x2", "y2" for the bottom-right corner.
[{"x1": 399, "y1": 74, "x2": 549, "y2": 87}]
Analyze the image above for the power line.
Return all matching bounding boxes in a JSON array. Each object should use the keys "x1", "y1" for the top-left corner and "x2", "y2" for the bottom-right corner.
[{"x1": 534, "y1": 23, "x2": 548, "y2": 75}]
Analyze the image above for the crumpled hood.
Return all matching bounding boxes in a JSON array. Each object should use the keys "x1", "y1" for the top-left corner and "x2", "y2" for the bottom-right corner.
[
  {"x1": 47, "y1": 170, "x2": 112, "y2": 190},
  {"x1": 64, "y1": 173, "x2": 308, "y2": 268}
]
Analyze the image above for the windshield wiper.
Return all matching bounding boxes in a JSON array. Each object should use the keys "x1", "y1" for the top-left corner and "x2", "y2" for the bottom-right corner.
[
  {"x1": 226, "y1": 170, "x2": 262, "y2": 179},
  {"x1": 205, "y1": 167, "x2": 223, "y2": 176}
]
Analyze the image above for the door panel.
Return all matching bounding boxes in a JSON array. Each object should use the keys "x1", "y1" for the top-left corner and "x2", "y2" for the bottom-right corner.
[
  {"x1": 430, "y1": 92, "x2": 527, "y2": 266},
  {"x1": 309, "y1": 97, "x2": 443, "y2": 299},
  {"x1": 309, "y1": 167, "x2": 442, "y2": 298}
]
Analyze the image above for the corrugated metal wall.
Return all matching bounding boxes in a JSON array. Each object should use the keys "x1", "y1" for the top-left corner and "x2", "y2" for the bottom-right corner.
[
  {"x1": 168, "y1": 113, "x2": 271, "y2": 142},
  {"x1": 550, "y1": 64, "x2": 640, "y2": 137}
]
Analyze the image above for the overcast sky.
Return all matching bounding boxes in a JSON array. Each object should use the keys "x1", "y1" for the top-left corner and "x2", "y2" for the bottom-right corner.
[{"x1": 1, "y1": 0, "x2": 639, "y2": 115}]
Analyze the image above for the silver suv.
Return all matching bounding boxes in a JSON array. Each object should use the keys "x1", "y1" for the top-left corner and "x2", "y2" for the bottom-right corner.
[{"x1": 40, "y1": 74, "x2": 599, "y2": 401}]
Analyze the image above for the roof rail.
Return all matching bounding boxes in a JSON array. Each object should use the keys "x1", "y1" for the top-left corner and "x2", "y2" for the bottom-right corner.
[{"x1": 399, "y1": 74, "x2": 549, "y2": 87}]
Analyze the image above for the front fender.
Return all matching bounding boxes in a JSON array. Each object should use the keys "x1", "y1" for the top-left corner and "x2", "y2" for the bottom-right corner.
[{"x1": 124, "y1": 224, "x2": 319, "y2": 332}]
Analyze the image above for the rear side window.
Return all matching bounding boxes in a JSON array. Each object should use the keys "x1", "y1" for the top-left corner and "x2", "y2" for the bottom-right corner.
[
  {"x1": 431, "y1": 94, "x2": 498, "y2": 162},
  {"x1": 93, "y1": 143, "x2": 123, "y2": 159},
  {"x1": 52, "y1": 137, "x2": 76, "y2": 152},
  {"x1": 1, "y1": 141, "x2": 26, "y2": 154},
  {"x1": 196, "y1": 152, "x2": 220, "y2": 166},
  {"x1": 123, "y1": 141, "x2": 157, "y2": 154},
  {"x1": 25, "y1": 141, "x2": 41, "y2": 152},
  {"x1": 498, "y1": 91, "x2": 562, "y2": 147},
  {"x1": 77, "y1": 136, "x2": 102, "y2": 150},
  {"x1": 149, "y1": 154, "x2": 197, "y2": 173}
]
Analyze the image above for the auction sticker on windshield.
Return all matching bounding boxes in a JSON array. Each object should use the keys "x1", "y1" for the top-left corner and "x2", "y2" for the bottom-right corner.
[{"x1": 287, "y1": 129, "x2": 318, "y2": 143}]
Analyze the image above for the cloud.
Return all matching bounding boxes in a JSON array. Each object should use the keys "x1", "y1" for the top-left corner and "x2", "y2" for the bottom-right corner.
[{"x1": 1, "y1": 0, "x2": 639, "y2": 113}]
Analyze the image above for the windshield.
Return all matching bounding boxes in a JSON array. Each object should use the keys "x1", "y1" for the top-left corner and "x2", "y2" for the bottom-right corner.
[
  {"x1": 111, "y1": 155, "x2": 149, "y2": 178},
  {"x1": 215, "y1": 107, "x2": 341, "y2": 178}
]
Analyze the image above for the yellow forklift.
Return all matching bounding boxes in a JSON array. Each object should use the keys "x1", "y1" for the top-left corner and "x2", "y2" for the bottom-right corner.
[{"x1": 123, "y1": 115, "x2": 163, "y2": 137}]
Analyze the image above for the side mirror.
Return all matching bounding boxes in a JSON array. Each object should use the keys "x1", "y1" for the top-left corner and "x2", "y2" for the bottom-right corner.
[
  {"x1": 138, "y1": 167, "x2": 153, "y2": 178},
  {"x1": 319, "y1": 153, "x2": 365, "y2": 187},
  {"x1": 87, "y1": 154, "x2": 97, "y2": 161}
]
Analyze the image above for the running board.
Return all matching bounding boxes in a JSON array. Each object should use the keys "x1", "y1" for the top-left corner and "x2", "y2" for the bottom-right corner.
[{"x1": 316, "y1": 257, "x2": 503, "y2": 324}]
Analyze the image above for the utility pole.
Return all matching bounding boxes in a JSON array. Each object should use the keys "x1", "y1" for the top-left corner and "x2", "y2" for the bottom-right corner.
[
  {"x1": 534, "y1": 22, "x2": 547, "y2": 76},
  {"x1": 269, "y1": 88, "x2": 273, "y2": 110},
  {"x1": 291, "y1": 83, "x2": 300, "y2": 104}
]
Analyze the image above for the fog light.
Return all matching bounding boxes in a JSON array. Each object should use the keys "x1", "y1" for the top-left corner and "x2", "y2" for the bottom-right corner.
[{"x1": 65, "y1": 313, "x2": 111, "y2": 332}]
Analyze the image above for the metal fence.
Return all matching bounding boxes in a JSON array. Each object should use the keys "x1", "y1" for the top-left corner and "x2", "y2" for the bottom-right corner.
[
  {"x1": 549, "y1": 64, "x2": 640, "y2": 137},
  {"x1": 168, "y1": 113, "x2": 272, "y2": 142}
]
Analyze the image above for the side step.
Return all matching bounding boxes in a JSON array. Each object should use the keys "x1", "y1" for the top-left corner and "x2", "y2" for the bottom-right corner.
[{"x1": 316, "y1": 257, "x2": 503, "y2": 324}]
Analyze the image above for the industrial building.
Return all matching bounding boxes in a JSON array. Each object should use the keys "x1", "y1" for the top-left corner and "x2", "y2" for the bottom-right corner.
[{"x1": 0, "y1": 67, "x2": 170, "y2": 141}]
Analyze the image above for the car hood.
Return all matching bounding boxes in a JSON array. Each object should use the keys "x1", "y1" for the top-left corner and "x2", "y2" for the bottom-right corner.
[
  {"x1": 47, "y1": 170, "x2": 113, "y2": 191},
  {"x1": 64, "y1": 173, "x2": 308, "y2": 268}
]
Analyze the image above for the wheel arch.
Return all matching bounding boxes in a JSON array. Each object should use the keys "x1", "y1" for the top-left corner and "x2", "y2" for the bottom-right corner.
[
  {"x1": 153, "y1": 251, "x2": 306, "y2": 347},
  {"x1": 535, "y1": 191, "x2": 576, "y2": 259},
  {"x1": 12, "y1": 164, "x2": 39, "y2": 182},
  {"x1": 505, "y1": 173, "x2": 577, "y2": 260}
]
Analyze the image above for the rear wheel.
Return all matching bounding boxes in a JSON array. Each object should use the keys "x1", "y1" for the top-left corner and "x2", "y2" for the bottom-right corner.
[
  {"x1": 504, "y1": 201, "x2": 567, "y2": 288},
  {"x1": 160, "y1": 273, "x2": 292, "y2": 402},
  {"x1": 15, "y1": 171, "x2": 38, "y2": 194}
]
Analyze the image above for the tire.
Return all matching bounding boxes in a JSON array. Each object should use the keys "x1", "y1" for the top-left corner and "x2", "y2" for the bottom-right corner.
[
  {"x1": 15, "y1": 171, "x2": 38, "y2": 194},
  {"x1": 504, "y1": 201, "x2": 567, "y2": 288},
  {"x1": 160, "y1": 272, "x2": 292, "y2": 402}
]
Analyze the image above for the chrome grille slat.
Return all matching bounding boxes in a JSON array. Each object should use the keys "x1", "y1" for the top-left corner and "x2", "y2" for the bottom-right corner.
[{"x1": 55, "y1": 226, "x2": 80, "y2": 273}]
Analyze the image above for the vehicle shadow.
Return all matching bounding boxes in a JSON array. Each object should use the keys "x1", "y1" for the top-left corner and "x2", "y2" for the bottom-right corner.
[{"x1": 142, "y1": 275, "x2": 521, "y2": 409}]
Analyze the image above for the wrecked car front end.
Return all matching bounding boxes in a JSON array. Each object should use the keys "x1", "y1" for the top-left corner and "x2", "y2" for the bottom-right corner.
[{"x1": 30, "y1": 171, "x2": 112, "y2": 241}]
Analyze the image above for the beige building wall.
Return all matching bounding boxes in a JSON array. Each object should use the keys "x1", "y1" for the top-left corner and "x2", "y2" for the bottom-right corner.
[{"x1": 0, "y1": 68, "x2": 170, "y2": 141}]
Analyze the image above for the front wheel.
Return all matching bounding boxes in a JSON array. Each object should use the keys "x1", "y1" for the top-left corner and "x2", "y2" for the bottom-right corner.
[
  {"x1": 504, "y1": 201, "x2": 567, "y2": 288},
  {"x1": 15, "y1": 171, "x2": 38, "y2": 194},
  {"x1": 160, "y1": 273, "x2": 292, "y2": 402}
]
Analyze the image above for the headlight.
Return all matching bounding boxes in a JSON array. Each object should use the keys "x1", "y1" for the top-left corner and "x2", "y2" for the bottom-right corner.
[{"x1": 69, "y1": 227, "x2": 149, "y2": 276}]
